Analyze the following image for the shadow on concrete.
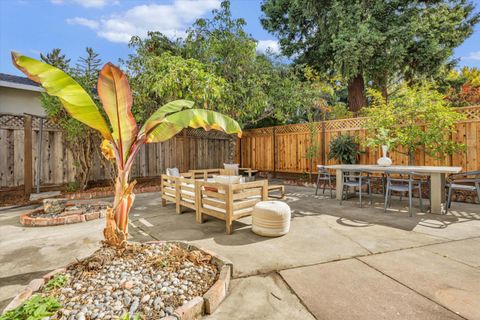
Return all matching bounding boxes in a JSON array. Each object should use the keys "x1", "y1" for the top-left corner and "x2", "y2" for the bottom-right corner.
[{"x1": 284, "y1": 185, "x2": 479, "y2": 232}]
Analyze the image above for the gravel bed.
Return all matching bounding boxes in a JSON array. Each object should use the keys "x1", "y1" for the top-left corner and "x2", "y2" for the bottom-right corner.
[{"x1": 43, "y1": 243, "x2": 218, "y2": 319}]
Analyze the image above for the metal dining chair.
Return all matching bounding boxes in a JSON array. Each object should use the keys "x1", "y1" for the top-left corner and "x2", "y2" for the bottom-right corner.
[
  {"x1": 315, "y1": 165, "x2": 334, "y2": 198},
  {"x1": 340, "y1": 170, "x2": 372, "y2": 207},
  {"x1": 384, "y1": 171, "x2": 425, "y2": 217},
  {"x1": 445, "y1": 170, "x2": 480, "y2": 214}
]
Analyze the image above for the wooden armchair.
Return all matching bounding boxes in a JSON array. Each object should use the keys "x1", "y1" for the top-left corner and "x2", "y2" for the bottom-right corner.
[
  {"x1": 195, "y1": 179, "x2": 268, "y2": 234},
  {"x1": 161, "y1": 172, "x2": 198, "y2": 214}
]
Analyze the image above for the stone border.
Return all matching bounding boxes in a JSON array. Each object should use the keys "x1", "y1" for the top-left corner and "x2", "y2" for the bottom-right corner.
[
  {"x1": 19, "y1": 201, "x2": 110, "y2": 227},
  {"x1": 2, "y1": 241, "x2": 232, "y2": 320}
]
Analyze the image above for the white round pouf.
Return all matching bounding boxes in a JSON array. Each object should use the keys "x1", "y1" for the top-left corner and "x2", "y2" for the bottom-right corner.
[{"x1": 252, "y1": 201, "x2": 291, "y2": 237}]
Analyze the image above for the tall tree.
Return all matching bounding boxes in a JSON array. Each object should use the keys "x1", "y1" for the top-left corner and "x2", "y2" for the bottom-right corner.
[
  {"x1": 40, "y1": 48, "x2": 70, "y2": 71},
  {"x1": 261, "y1": 0, "x2": 479, "y2": 111}
]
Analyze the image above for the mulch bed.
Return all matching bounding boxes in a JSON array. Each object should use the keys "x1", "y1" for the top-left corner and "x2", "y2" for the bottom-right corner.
[{"x1": 0, "y1": 178, "x2": 161, "y2": 208}]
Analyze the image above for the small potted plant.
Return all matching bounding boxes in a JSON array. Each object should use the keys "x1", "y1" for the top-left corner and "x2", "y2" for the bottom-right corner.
[{"x1": 328, "y1": 134, "x2": 361, "y2": 164}]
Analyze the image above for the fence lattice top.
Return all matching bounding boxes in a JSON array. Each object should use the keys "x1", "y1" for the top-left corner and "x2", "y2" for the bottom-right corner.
[
  {"x1": 242, "y1": 105, "x2": 480, "y2": 136},
  {"x1": 0, "y1": 113, "x2": 234, "y2": 139}
]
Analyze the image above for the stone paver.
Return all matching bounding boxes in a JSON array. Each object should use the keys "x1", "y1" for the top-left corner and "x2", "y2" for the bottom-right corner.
[
  {"x1": 360, "y1": 247, "x2": 480, "y2": 320},
  {"x1": 281, "y1": 259, "x2": 463, "y2": 320},
  {"x1": 205, "y1": 273, "x2": 315, "y2": 320}
]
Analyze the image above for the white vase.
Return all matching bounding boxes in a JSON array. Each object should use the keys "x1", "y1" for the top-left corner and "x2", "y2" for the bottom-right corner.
[{"x1": 377, "y1": 145, "x2": 392, "y2": 166}]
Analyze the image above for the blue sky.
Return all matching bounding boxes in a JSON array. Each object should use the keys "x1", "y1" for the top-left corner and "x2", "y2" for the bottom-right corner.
[{"x1": 1, "y1": 0, "x2": 479, "y2": 76}]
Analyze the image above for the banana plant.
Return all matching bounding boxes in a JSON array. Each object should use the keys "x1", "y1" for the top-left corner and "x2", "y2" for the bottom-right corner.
[{"x1": 12, "y1": 52, "x2": 242, "y2": 247}]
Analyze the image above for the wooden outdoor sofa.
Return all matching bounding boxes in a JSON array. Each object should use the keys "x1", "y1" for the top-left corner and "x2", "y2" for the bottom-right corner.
[
  {"x1": 195, "y1": 179, "x2": 268, "y2": 234},
  {"x1": 160, "y1": 168, "x2": 281, "y2": 234}
]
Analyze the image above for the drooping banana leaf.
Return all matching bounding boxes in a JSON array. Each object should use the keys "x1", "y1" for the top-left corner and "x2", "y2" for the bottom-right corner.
[
  {"x1": 145, "y1": 109, "x2": 242, "y2": 143},
  {"x1": 97, "y1": 63, "x2": 137, "y2": 164},
  {"x1": 11, "y1": 52, "x2": 112, "y2": 140},
  {"x1": 138, "y1": 99, "x2": 194, "y2": 139}
]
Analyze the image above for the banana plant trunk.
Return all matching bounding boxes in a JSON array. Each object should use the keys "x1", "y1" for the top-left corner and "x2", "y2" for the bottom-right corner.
[{"x1": 103, "y1": 164, "x2": 136, "y2": 247}]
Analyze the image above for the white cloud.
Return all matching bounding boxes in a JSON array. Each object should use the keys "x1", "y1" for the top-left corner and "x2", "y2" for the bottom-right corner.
[
  {"x1": 67, "y1": 17, "x2": 99, "y2": 29},
  {"x1": 68, "y1": 0, "x2": 220, "y2": 43},
  {"x1": 51, "y1": 0, "x2": 116, "y2": 8},
  {"x1": 465, "y1": 51, "x2": 480, "y2": 61},
  {"x1": 257, "y1": 40, "x2": 280, "y2": 54}
]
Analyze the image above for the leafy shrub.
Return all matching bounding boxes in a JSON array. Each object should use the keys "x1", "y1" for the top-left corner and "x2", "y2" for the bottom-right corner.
[
  {"x1": 44, "y1": 274, "x2": 68, "y2": 291},
  {"x1": 364, "y1": 84, "x2": 465, "y2": 164},
  {"x1": 66, "y1": 181, "x2": 80, "y2": 193},
  {"x1": 0, "y1": 295, "x2": 61, "y2": 320},
  {"x1": 328, "y1": 135, "x2": 360, "y2": 164}
]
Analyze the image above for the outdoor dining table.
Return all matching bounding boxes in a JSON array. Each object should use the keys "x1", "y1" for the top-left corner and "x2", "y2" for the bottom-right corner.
[{"x1": 325, "y1": 164, "x2": 462, "y2": 214}]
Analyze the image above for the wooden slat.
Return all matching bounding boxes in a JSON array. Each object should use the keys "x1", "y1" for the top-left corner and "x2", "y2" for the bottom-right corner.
[
  {"x1": 203, "y1": 198, "x2": 226, "y2": 209},
  {"x1": 233, "y1": 198, "x2": 259, "y2": 210}
]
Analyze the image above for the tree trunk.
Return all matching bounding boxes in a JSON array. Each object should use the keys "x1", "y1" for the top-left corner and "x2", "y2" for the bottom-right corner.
[
  {"x1": 347, "y1": 74, "x2": 367, "y2": 112},
  {"x1": 408, "y1": 151, "x2": 415, "y2": 166},
  {"x1": 228, "y1": 135, "x2": 237, "y2": 164}
]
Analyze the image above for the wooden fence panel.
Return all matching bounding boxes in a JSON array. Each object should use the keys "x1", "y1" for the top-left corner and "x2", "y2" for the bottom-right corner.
[
  {"x1": 241, "y1": 106, "x2": 480, "y2": 174},
  {"x1": 0, "y1": 114, "x2": 235, "y2": 190}
]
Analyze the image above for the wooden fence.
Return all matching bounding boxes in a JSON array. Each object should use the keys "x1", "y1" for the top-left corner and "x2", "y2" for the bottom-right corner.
[
  {"x1": 0, "y1": 113, "x2": 234, "y2": 191},
  {"x1": 239, "y1": 106, "x2": 480, "y2": 174}
]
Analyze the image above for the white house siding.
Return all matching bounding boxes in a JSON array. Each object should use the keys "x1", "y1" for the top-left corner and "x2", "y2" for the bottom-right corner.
[{"x1": 0, "y1": 86, "x2": 45, "y2": 116}]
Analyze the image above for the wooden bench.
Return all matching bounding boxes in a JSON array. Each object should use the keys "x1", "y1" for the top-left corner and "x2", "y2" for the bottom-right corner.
[{"x1": 195, "y1": 179, "x2": 268, "y2": 234}]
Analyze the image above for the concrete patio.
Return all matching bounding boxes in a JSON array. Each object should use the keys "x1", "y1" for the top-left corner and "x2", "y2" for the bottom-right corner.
[{"x1": 1, "y1": 184, "x2": 479, "y2": 319}]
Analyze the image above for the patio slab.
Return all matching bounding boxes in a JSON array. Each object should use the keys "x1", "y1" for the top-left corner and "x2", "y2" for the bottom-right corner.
[
  {"x1": 131, "y1": 194, "x2": 370, "y2": 277},
  {"x1": 316, "y1": 213, "x2": 447, "y2": 254},
  {"x1": 280, "y1": 258, "x2": 463, "y2": 320},
  {"x1": 360, "y1": 248, "x2": 480, "y2": 320},
  {"x1": 204, "y1": 273, "x2": 315, "y2": 320},
  {"x1": 422, "y1": 237, "x2": 480, "y2": 268},
  {"x1": 0, "y1": 205, "x2": 104, "y2": 309},
  {"x1": 1, "y1": 185, "x2": 479, "y2": 315}
]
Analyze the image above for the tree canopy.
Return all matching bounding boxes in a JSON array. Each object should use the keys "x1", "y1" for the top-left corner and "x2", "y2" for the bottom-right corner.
[
  {"x1": 124, "y1": 0, "x2": 328, "y2": 128},
  {"x1": 261, "y1": 0, "x2": 479, "y2": 111}
]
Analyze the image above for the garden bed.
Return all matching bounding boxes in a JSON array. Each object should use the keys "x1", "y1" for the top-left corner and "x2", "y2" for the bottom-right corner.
[
  {"x1": 0, "y1": 178, "x2": 161, "y2": 208},
  {"x1": 2, "y1": 242, "x2": 232, "y2": 320},
  {"x1": 20, "y1": 201, "x2": 110, "y2": 227}
]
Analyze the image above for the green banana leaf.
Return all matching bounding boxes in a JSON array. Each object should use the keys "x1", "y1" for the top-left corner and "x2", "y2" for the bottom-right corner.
[
  {"x1": 11, "y1": 52, "x2": 112, "y2": 140},
  {"x1": 138, "y1": 99, "x2": 194, "y2": 139},
  {"x1": 145, "y1": 109, "x2": 242, "y2": 143}
]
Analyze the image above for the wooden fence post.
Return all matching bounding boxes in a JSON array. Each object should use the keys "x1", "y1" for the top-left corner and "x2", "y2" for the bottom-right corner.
[
  {"x1": 321, "y1": 120, "x2": 326, "y2": 165},
  {"x1": 272, "y1": 127, "x2": 276, "y2": 178},
  {"x1": 23, "y1": 114, "x2": 32, "y2": 196},
  {"x1": 183, "y1": 130, "x2": 190, "y2": 172}
]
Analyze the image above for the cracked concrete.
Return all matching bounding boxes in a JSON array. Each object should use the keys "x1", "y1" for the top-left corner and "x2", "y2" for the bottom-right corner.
[{"x1": 1, "y1": 185, "x2": 479, "y2": 319}]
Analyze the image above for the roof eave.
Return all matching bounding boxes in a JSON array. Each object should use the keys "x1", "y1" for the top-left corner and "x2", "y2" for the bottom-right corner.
[{"x1": 0, "y1": 80, "x2": 44, "y2": 92}]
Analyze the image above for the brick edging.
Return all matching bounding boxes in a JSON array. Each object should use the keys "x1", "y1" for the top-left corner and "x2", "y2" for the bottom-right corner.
[
  {"x1": 2, "y1": 241, "x2": 232, "y2": 320},
  {"x1": 19, "y1": 201, "x2": 110, "y2": 227}
]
